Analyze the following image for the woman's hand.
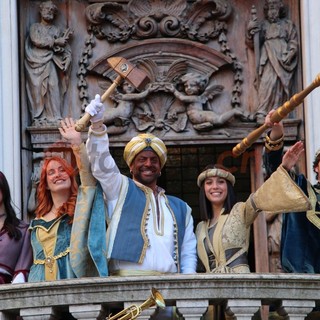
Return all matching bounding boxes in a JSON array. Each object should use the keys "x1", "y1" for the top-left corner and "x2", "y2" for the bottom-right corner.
[
  {"x1": 281, "y1": 141, "x2": 304, "y2": 171},
  {"x1": 59, "y1": 117, "x2": 82, "y2": 146}
]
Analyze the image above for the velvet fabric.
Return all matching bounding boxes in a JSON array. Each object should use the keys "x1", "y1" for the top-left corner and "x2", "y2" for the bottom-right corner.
[
  {"x1": 70, "y1": 183, "x2": 108, "y2": 278},
  {"x1": 0, "y1": 221, "x2": 33, "y2": 283},
  {"x1": 281, "y1": 175, "x2": 320, "y2": 273},
  {"x1": 28, "y1": 215, "x2": 75, "y2": 281},
  {"x1": 264, "y1": 147, "x2": 320, "y2": 273}
]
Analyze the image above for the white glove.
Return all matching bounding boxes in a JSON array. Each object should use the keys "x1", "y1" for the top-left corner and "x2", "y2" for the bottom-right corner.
[{"x1": 85, "y1": 94, "x2": 105, "y2": 123}]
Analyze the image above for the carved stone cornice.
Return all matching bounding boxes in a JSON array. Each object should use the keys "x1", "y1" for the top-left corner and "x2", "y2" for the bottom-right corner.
[
  {"x1": 26, "y1": 119, "x2": 301, "y2": 148},
  {"x1": 85, "y1": 0, "x2": 232, "y2": 43}
]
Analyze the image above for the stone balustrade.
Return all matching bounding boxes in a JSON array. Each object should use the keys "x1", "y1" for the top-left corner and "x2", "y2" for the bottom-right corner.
[{"x1": 0, "y1": 273, "x2": 319, "y2": 320}]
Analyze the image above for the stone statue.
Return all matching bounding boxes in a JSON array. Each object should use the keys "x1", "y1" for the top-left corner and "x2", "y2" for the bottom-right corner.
[
  {"x1": 105, "y1": 81, "x2": 154, "y2": 134},
  {"x1": 25, "y1": 0, "x2": 72, "y2": 125},
  {"x1": 265, "y1": 212, "x2": 284, "y2": 273},
  {"x1": 246, "y1": 0, "x2": 298, "y2": 121},
  {"x1": 168, "y1": 72, "x2": 247, "y2": 131}
]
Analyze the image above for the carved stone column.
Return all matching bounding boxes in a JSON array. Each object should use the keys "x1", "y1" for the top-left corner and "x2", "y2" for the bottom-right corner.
[
  {"x1": 226, "y1": 299, "x2": 261, "y2": 320},
  {"x1": 176, "y1": 299, "x2": 209, "y2": 320},
  {"x1": 301, "y1": 0, "x2": 320, "y2": 184},
  {"x1": 0, "y1": 0, "x2": 21, "y2": 213},
  {"x1": 277, "y1": 300, "x2": 315, "y2": 320}
]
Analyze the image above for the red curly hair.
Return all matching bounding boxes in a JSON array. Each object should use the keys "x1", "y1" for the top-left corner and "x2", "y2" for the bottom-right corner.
[{"x1": 35, "y1": 156, "x2": 78, "y2": 221}]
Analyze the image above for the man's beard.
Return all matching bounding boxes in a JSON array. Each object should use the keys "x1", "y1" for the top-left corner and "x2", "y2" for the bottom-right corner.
[{"x1": 268, "y1": 9, "x2": 279, "y2": 22}]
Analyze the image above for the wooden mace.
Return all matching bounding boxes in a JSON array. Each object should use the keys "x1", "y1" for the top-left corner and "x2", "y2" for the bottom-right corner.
[{"x1": 75, "y1": 56, "x2": 150, "y2": 132}]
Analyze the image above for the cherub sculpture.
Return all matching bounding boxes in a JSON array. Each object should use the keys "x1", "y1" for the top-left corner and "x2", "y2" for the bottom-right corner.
[
  {"x1": 168, "y1": 72, "x2": 248, "y2": 131},
  {"x1": 103, "y1": 81, "x2": 154, "y2": 134}
]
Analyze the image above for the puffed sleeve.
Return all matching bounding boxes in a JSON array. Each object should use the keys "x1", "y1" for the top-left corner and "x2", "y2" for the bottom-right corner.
[
  {"x1": 244, "y1": 165, "x2": 311, "y2": 226},
  {"x1": 12, "y1": 223, "x2": 33, "y2": 282}
]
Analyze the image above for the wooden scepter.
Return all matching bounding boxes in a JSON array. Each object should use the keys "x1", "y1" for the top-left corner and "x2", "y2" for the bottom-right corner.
[
  {"x1": 75, "y1": 57, "x2": 150, "y2": 132},
  {"x1": 232, "y1": 73, "x2": 320, "y2": 157}
]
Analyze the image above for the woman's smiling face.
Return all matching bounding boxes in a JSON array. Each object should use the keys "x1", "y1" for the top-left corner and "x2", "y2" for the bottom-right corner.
[
  {"x1": 204, "y1": 176, "x2": 228, "y2": 207},
  {"x1": 46, "y1": 160, "x2": 71, "y2": 193}
]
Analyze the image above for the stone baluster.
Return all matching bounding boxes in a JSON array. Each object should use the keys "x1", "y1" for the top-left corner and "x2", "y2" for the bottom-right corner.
[
  {"x1": 123, "y1": 301, "x2": 157, "y2": 320},
  {"x1": 277, "y1": 300, "x2": 315, "y2": 320},
  {"x1": 176, "y1": 299, "x2": 209, "y2": 320},
  {"x1": 69, "y1": 304, "x2": 106, "y2": 320},
  {"x1": 225, "y1": 299, "x2": 261, "y2": 320},
  {"x1": 20, "y1": 307, "x2": 60, "y2": 320}
]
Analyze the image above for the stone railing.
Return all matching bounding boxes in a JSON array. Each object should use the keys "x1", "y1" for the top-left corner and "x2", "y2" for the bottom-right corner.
[{"x1": 0, "y1": 273, "x2": 319, "y2": 320}]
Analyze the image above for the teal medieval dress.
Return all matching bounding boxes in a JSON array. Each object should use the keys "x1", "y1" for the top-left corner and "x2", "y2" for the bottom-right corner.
[{"x1": 28, "y1": 144, "x2": 107, "y2": 282}]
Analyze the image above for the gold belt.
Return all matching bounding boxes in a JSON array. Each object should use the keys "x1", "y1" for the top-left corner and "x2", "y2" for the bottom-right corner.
[{"x1": 34, "y1": 248, "x2": 70, "y2": 270}]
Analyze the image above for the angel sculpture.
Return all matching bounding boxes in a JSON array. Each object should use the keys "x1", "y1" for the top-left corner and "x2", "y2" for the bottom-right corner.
[
  {"x1": 168, "y1": 72, "x2": 248, "y2": 131},
  {"x1": 103, "y1": 81, "x2": 154, "y2": 134}
]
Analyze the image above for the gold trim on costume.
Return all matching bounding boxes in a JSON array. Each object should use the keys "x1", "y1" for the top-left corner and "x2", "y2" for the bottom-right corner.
[
  {"x1": 34, "y1": 248, "x2": 70, "y2": 275},
  {"x1": 164, "y1": 193, "x2": 180, "y2": 271},
  {"x1": 306, "y1": 182, "x2": 320, "y2": 229},
  {"x1": 197, "y1": 168, "x2": 235, "y2": 187},
  {"x1": 123, "y1": 133, "x2": 167, "y2": 169},
  {"x1": 264, "y1": 133, "x2": 284, "y2": 151},
  {"x1": 29, "y1": 214, "x2": 65, "y2": 232},
  {"x1": 136, "y1": 183, "x2": 152, "y2": 264},
  {"x1": 34, "y1": 217, "x2": 68, "y2": 280}
]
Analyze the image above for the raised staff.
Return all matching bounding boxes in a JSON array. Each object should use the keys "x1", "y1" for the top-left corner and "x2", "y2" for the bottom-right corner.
[
  {"x1": 232, "y1": 73, "x2": 320, "y2": 157},
  {"x1": 75, "y1": 56, "x2": 150, "y2": 132}
]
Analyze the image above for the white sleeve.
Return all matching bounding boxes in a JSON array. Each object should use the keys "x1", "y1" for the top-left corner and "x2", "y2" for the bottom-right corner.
[
  {"x1": 180, "y1": 205, "x2": 197, "y2": 274},
  {"x1": 12, "y1": 272, "x2": 26, "y2": 284},
  {"x1": 86, "y1": 126, "x2": 122, "y2": 218}
]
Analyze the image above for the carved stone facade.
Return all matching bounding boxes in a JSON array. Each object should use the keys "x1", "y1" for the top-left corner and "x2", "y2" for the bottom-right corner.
[{"x1": 21, "y1": 0, "x2": 302, "y2": 146}]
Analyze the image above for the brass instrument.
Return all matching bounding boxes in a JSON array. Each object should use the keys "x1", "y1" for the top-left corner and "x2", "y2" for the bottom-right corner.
[{"x1": 107, "y1": 287, "x2": 165, "y2": 320}]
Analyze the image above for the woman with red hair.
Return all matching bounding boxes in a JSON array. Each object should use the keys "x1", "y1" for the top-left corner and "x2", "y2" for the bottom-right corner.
[
  {"x1": 28, "y1": 156, "x2": 78, "y2": 281},
  {"x1": 28, "y1": 118, "x2": 106, "y2": 281},
  {"x1": 0, "y1": 171, "x2": 33, "y2": 284}
]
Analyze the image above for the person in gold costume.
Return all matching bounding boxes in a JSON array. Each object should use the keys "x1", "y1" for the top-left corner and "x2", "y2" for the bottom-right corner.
[
  {"x1": 195, "y1": 117, "x2": 310, "y2": 319},
  {"x1": 196, "y1": 144, "x2": 309, "y2": 274}
]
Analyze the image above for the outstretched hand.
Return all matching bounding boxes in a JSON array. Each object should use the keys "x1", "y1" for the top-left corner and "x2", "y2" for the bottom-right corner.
[
  {"x1": 265, "y1": 109, "x2": 284, "y2": 140},
  {"x1": 59, "y1": 118, "x2": 82, "y2": 146},
  {"x1": 281, "y1": 141, "x2": 304, "y2": 171}
]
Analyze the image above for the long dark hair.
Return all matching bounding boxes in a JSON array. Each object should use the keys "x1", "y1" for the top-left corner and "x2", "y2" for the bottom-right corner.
[
  {"x1": 0, "y1": 171, "x2": 22, "y2": 239},
  {"x1": 198, "y1": 164, "x2": 237, "y2": 221}
]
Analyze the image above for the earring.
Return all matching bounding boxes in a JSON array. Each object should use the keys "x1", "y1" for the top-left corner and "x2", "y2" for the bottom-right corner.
[
  {"x1": 159, "y1": 171, "x2": 162, "y2": 177},
  {"x1": 130, "y1": 170, "x2": 133, "y2": 175}
]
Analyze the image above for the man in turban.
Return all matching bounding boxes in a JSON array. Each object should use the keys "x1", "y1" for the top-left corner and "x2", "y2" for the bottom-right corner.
[{"x1": 84, "y1": 94, "x2": 197, "y2": 281}]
